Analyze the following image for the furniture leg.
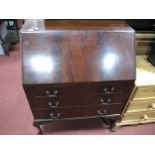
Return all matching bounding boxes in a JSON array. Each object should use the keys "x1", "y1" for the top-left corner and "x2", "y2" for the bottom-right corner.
[
  {"x1": 110, "y1": 120, "x2": 117, "y2": 132},
  {"x1": 33, "y1": 122, "x2": 43, "y2": 135}
]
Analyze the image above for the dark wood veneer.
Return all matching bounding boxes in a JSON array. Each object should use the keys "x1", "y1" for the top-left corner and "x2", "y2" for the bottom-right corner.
[
  {"x1": 33, "y1": 82, "x2": 127, "y2": 96},
  {"x1": 21, "y1": 20, "x2": 135, "y2": 85},
  {"x1": 31, "y1": 93, "x2": 125, "y2": 108},
  {"x1": 33, "y1": 104, "x2": 123, "y2": 120}
]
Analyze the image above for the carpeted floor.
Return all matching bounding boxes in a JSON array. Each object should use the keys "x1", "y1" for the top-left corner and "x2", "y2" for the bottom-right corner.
[{"x1": 0, "y1": 43, "x2": 155, "y2": 135}]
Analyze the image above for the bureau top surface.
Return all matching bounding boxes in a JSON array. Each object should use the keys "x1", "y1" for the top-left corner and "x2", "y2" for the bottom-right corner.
[
  {"x1": 21, "y1": 20, "x2": 134, "y2": 32},
  {"x1": 20, "y1": 20, "x2": 135, "y2": 85}
]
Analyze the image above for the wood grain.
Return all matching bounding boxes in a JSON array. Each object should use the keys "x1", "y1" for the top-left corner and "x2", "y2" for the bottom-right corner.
[
  {"x1": 21, "y1": 20, "x2": 135, "y2": 131},
  {"x1": 33, "y1": 104, "x2": 123, "y2": 119},
  {"x1": 20, "y1": 20, "x2": 135, "y2": 85}
]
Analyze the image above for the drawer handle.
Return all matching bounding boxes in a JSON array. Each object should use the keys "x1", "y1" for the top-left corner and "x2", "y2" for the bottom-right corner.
[
  {"x1": 139, "y1": 115, "x2": 149, "y2": 123},
  {"x1": 50, "y1": 112, "x2": 61, "y2": 119},
  {"x1": 100, "y1": 98, "x2": 111, "y2": 104},
  {"x1": 103, "y1": 87, "x2": 115, "y2": 94},
  {"x1": 142, "y1": 115, "x2": 148, "y2": 120},
  {"x1": 48, "y1": 101, "x2": 59, "y2": 108},
  {"x1": 45, "y1": 90, "x2": 58, "y2": 97},
  {"x1": 151, "y1": 103, "x2": 155, "y2": 109},
  {"x1": 97, "y1": 109, "x2": 107, "y2": 115}
]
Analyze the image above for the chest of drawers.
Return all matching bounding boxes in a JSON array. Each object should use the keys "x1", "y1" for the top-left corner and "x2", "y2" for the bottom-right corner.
[
  {"x1": 116, "y1": 55, "x2": 155, "y2": 128},
  {"x1": 20, "y1": 20, "x2": 135, "y2": 134}
]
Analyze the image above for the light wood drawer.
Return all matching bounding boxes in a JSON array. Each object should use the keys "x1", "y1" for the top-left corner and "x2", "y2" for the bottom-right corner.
[
  {"x1": 120, "y1": 111, "x2": 155, "y2": 125},
  {"x1": 126, "y1": 100, "x2": 155, "y2": 113},
  {"x1": 132, "y1": 86, "x2": 155, "y2": 101}
]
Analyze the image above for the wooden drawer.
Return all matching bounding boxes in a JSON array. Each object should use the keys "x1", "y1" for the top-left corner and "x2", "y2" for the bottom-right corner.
[
  {"x1": 136, "y1": 39, "x2": 154, "y2": 55},
  {"x1": 33, "y1": 104, "x2": 122, "y2": 120},
  {"x1": 31, "y1": 93, "x2": 125, "y2": 108},
  {"x1": 120, "y1": 111, "x2": 155, "y2": 125},
  {"x1": 32, "y1": 82, "x2": 129, "y2": 97},
  {"x1": 126, "y1": 100, "x2": 155, "y2": 113},
  {"x1": 132, "y1": 86, "x2": 155, "y2": 101},
  {"x1": 136, "y1": 32, "x2": 155, "y2": 55}
]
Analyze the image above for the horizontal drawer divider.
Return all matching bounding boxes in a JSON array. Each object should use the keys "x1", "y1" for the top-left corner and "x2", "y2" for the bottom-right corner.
[{"x1": 33, "y1": 114, "x2": 121, "y2": 122}]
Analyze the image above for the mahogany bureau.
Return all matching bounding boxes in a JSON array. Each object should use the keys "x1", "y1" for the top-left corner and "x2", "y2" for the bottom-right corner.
[{"x1": 20, "y1": 20, "x2": 135, "y2": 134}]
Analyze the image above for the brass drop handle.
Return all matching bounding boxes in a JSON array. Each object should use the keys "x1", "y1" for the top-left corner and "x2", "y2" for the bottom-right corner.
[
  {"x1": 139, "y1": 115, "x2": 149, "y2": 123},
  {"x1": 151, "y1": 103, "x2": 155, "y2": 109},
  {"x1": 45, "y1": 90, "x2": 58, "y2": 97},
  {"x1": 142, "y1": 115, "x2": 148, "y2": 120},
  {"x1": 50, "y1": 112, "x2": 61, "y2": 119},
  {"x1": 97, "y1": 109, "x2": 107, "y2": 115},
  {"x1": 100, "y1": 98, "x2": 111, "y2": 104},
  {"x1": 48, "y1": 101, "x2": 59, "y2": 108},
  {"x1": 103, "y1": 87, "x2": 115, "y2": 94}
]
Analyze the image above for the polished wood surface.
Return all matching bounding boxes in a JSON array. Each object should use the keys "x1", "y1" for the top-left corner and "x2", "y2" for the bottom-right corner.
[
  {"x1": 21, "y1": 20, "x2": 135, "y2": 132},
  {"x1": 33, "y1": 104, "x2": 123, "y2": 120},
  {"x1": 32, "y1": 81, "x2": 130, "y2": 96},
  {"x1": 31, "y1": 93, "x2": 125, "y2": 108},
  {"x1": 20, "y1": 20, "x2": 135, "y2": 85},
  {"x1": 21, "y1": 20, "x2": 134, "y2": 31}
]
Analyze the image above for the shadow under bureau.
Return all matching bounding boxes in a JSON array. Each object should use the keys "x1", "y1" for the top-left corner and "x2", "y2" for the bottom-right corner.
[{"x1": 20, "y1": 20, "x2": 135, "y2": 134}]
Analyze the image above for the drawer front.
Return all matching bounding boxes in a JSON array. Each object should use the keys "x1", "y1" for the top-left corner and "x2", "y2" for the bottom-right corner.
[
  {"x1": 33, "y1": 104, "x2": 122, "y2": 120},
  {"x1": 32, "y1": 82, "x2": 129, "y2": 97},
  {"x1": 121, "y1": 111, "x2": 155, "y2": 124},
  {"x1": 132, "y1": 86, "x2": 155, "y2": 101},
  {"x1": 136, "y1": 40, "x2": 154, "y2": 55},
  {"x1": 126, "y1": 100, "x2": 155, "y2": 113},
  {"x1": 31, "y1": 93, "x2": 125, "y2": 108},
  {"x1": 136, "y1": 32, "x2": 155, "y2": 55}
]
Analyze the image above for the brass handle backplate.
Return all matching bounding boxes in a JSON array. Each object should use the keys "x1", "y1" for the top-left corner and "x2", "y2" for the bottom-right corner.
[
  {"x1": 45, "y1": 90, "x2": 58, "y2": 97},
  {"x1": 103, "y1": 87, "x2": 115, "y2": 94},
  {"x1": 50, "y1": 112, "x2": 61, "y2": 119},
  {"x1": 100, "y1": 98, "x2": 111, "y2": 104},
  {"x1": 48, "y1": 101, "x2": 59, "y2": 108},
  {"x1": 97, "y1": 109, "x2": 107, "y2": 115}
]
